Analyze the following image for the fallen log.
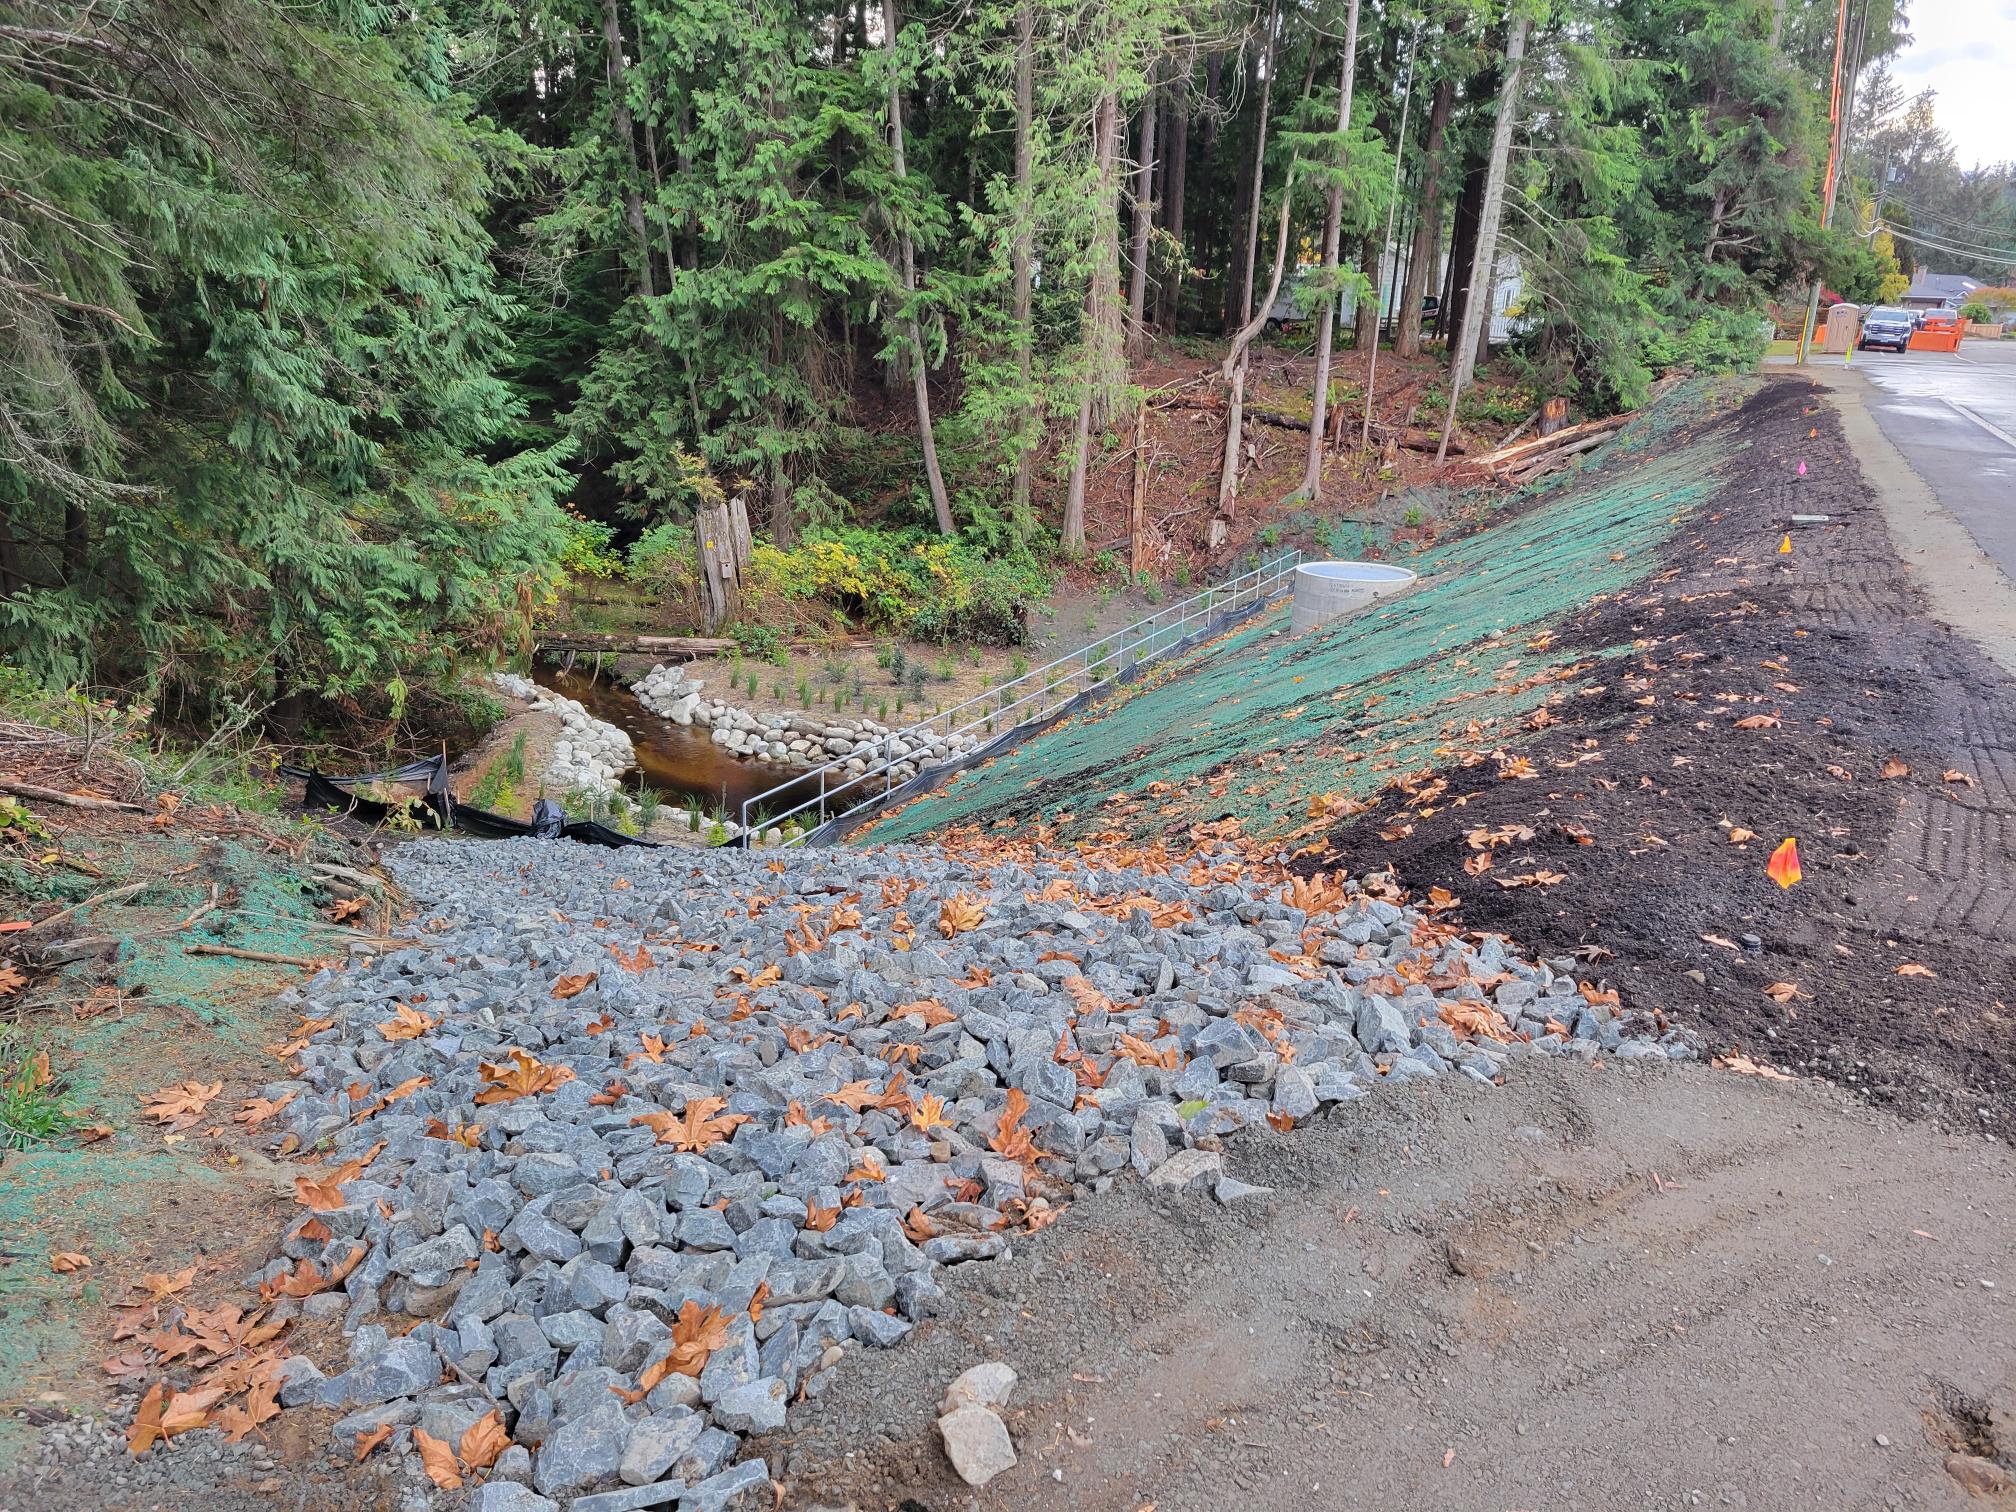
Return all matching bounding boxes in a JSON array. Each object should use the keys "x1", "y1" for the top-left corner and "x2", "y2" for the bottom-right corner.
[
  {"x1": 532, "y1": 633, "x2": 736, "y2": 656},
  {"x1": 1473, "y1": 412, "x2": 1629, "y2": 472},
  {"x1": 1503, "y1": 430, "x2": 1616, "y2": 482},
  {"x1": 0, "y1": 779, "x2": 146, "y2": 812}
]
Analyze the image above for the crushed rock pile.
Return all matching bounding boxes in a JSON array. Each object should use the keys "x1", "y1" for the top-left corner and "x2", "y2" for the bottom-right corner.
[{"x1": 210, "y1": 834, "x2": 1697, "y2": 1509}]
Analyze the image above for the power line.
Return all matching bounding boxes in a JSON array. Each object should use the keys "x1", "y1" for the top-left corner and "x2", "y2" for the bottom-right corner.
[
  {"x1": 1879, "y1": 195, "x2": 2016, "y2": 245},
  {"x1": 1880, "y1": 221, "x2": 2016, "y2": 267}
]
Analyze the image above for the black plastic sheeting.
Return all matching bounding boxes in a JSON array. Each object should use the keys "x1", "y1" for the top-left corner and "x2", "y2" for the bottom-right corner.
[{"x1": 280, "y1": 756, "x2": 655, "y2": 849}]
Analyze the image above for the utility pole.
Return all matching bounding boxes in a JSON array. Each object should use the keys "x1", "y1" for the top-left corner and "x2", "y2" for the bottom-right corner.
[{"x1": 1795, "y1": 0, "x2": 1853, "y2": 366}]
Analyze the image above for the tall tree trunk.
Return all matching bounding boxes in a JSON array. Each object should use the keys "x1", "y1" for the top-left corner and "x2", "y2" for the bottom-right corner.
[
  {"x1": 1064, "y1": 77, "x2": 1124, "y2": 554},
  {"x1": 1157, "y1": 69, "x2": 1189, "y2": 330},
  {"x1": 1438, "y1": 12, "x2": 1529, "y2": 462},
  {"x1": 1126, "y1": 76, "x2": 1160, "y2": 359},
  {"x1": 1215, "y1": 0, "x2": 1279, "y2": 519},
  {"x1": 1395, "y1": 76, "x2": 1452, "y2": 357},
  {"x1": 1356, "y1": 231, "x2": 1381, "y2": 349},
  {"x1": 886, "y1": 0, "x2": 953, "y2": 534},
  {"x1": 1011, "y1": 2, "x2": 1037, "y2": 538},
  {"x1": 1299, "y1": 0, "x2": 1362, "y2": 503},
  {"x1": 1442, "y1": 157, "x2": 1486, "y2": 342},
  {"x1": 1236, "y1": 2, "x2": 1277, "y2": 332},
  {"x1": 599, "y1": 0, "x2": 654, "y2": 299}
]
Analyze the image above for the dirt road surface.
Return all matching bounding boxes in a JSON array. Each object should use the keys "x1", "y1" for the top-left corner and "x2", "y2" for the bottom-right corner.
[{"x1": 784, "y1": 1060, "x2": 2016, "y2": 1512}]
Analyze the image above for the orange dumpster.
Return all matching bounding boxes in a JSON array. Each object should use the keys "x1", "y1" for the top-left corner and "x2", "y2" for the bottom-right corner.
[{"x1": 1907, "y1": 310, "x2": 1965, "y2": 353}]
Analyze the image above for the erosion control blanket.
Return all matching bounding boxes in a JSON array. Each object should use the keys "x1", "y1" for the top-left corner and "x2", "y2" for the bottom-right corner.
[{"x1": 279, "y1": 756, "x2": 654, "y2": 848}]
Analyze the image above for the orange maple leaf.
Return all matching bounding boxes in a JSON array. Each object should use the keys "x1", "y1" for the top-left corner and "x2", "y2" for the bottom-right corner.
[
  {"x1": 474, "y1": 1049, "x2": 574, "y2": 1105},
  {"x1": 376, "y1": 1003, "x2": 437, "y2": 1041}
]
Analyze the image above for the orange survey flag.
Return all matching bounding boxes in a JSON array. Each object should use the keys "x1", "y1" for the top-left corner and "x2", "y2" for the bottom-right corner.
[{"x1": 1767, "y1": 838, "x2": 1802, "y2": 889}]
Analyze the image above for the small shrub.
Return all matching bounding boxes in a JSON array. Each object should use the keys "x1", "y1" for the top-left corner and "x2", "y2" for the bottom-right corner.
[
  {"x1": 877, "y1": 699, "x2": 889, "y2": 720},
  {"x1": 1008, "y1": 652, "x2": 1029, "y2": 680},
  {"x1": 730, "y1": 623, "x2": 783, "y2": 663},
  {"x1": 1141, "y1": 580, "x2": 1163, "y2": 605},
  {"x1": 1, "y1": 1028, "x2": 76, "y2": 1149},
  {"x1": 888, "y1": 646, "x2": 908, "y2": 684}
]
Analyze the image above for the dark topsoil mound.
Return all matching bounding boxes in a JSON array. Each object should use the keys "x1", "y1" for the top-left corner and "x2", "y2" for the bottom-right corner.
[{"x1": 1317, "y1": 376, "x2": 2016, "y2": 1137}]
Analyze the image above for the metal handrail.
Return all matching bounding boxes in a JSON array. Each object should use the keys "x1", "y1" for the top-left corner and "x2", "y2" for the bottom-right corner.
[{"x1": 736, "y1": 549, "x2": 1304, "y2": 846}]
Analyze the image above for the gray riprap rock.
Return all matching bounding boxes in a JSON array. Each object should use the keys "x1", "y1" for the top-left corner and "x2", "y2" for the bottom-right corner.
[
  {"x1": 711, "y1": 1377, "x2": 788, "y2": 1434},
  {"x1": 565, "y1": 1483, "x2": 688, "y2": 1512},
  {"x1": 1144, "y1": 1148, "x2": 1222, "y2": 1193},
  {"x1": 464, "y1": 1484, "x2": 558, "y2": 1512},
  {"x1": 938, "y1": 1406, "x2": 1016, "y2": 1487},
  {"x1": 417, "y1": 1383, "x2": 495, "y2": 1447},
  {"x1": 348, "y1": 1334, "x2": 438, "y2": 1405},
  {"x1": 1354, "y1": 996, "x2": 1410, "y2": 1055},
  {"x1": 531, "y1": 1396, "x2": 631, "y2": 1499},
  {"x1": 680, "y1": 1460, "x2": 772, "y2": 1512},
  {"x1": 272, "y1": 1355, "x2": 325, "y2": 1408},
  {"x1": 1128, "y1": 1111, "x2": 1168, "y2": 1175},
  {"x1": 620, "y1": 1410, "x2": 705, "y2": 1486},
  {"x1": 1270, "y1": 1065, "x2": 1318, "y2": 1120},
  {"x1": 848, "y1": 1306, "x2": 912, "y2": 1348},
  {"x1": 391, "y1": 1223, "x2": 478, "y2": 1285},
  {"x1": 1213, "y1": 1175, "x2": 1274, "y2": 1209}
]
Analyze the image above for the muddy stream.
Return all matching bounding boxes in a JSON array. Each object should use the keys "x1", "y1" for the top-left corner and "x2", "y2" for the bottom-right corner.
[{"x1": 541, "y1": 666, "x2": 825, "y2": 819}]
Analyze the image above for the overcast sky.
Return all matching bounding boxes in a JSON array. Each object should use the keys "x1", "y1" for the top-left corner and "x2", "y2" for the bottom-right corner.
[{"x1": 1888, "y1": 0, "x2": 2016, "y2": 168}]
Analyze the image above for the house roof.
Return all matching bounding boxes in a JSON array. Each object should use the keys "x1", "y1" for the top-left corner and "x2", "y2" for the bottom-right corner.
[{"x1": 1903, "y1": 272, "x2": 1982, "y2": 304}]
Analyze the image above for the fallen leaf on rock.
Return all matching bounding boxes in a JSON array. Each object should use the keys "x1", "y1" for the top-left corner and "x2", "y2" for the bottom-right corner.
[
  {"x1": 1494, "y1": 871, "x2": 1567, "y2": 889},
  {"x1": 1880, "y1": 757, "x2": 1909, "y2": 780},
  {"x1": 550, "y1": 972, "x2": 598, "y2": 1000},
  {"x1": 49, "y1": 1251, "x2": 91, "y2": 1273},
  {"x1": 903, "y1": 1206, "x2": 937, "y2": 1244},
  {"x1": 159, "y1": 1385, "x2": 227, "y2": 1437},
  {"x1": 1896, "y1": 962, "x2": 1937, "y2": 979},
  {"x1": 1727, "y1": 827, "x2": 1756, "y2": 844},
  {"x1": 233, "y1": 1091, "x2": 296, "y2": 1128},
  {"x1": 909, "y1": 1094, "x2": 953, "y2": 1134},
  {"x1": 631, "y1": 1095, "x2": 749, "y2": 1153},
  {"x1": 988, "y1": 1087, "x2": 1038, "y2": 1166},
  {"x1": 1733, "y1": 714, "x2": 1782, "y2": 730},
  {"x1": 475, "y1": 1048, "x2": 574, "y2": 1105},
  {"x1": 217, "y1": 1370, "x2": 281, "y2": 1442},
  {"x1": 1762, "y1": 982, "x2": 1802, "y2": 1002},
  {"x1": 1700, "y1": 933, "x2": 1742, "y2": 952},
  {"x1": 610, "y1": 943, "x2": 653, "y2": 973},
  {"x1": 890, "y1": 998, "x2": 954, "y2": 1029},
  {"x1": 377, "y1": 1003, "x2": 437, "y2": 1041},
  {"x1": 458, "y1": 1410, "x2": 511, "y2": 1473},
  {"x1": 413, "y1": 1427, "x2": 463, "y2": 1490},
  {"x1": 1942, "y1": 769, "x2": 1976, "y2": 787},
  {"x1": 1438, "y1": 1001, "x2": 1512, "y2": 1042},
  {"x1": 938, "y1": 892, "x2": 986, "y2": 938},
  {"x1": 804, "y1": 1198, "x2": 840, "y2": 1232}
]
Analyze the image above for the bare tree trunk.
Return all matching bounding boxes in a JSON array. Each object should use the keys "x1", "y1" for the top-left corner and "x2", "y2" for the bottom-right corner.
[
  {"x1": 1156, "y1": 68, "x2": 1190, "y2": 330},
  {"x1": 1770, "y1": 0, "x2": 1786, "y2": 48},
  {"x1": 885, "y1": 0, "x2": 953, "y2": 534},
  {"x1": 1064, "y1": 78, "x2": 1125, "y2": 554},
  {"x1": 1215, "y1": 0, "x2": 1280, "y2": 521},
  {"x1": 1011, "y1": 2, "x2": 1036, "y2": 537},
  {"x1": 1299, "y1": 0, "x2": 1362, "y2": 503},
  {"x1": 1355, "y1": 231, "x2": 1381, "y2": 348},
  {"x1": 599, "y1": 0, "x2": 654, "y2": 299},
  {"x1": 1437, "y1": 12, "x2": 1528, "y2": 463},
  {"x1": 1395, "y1": 76, "x2": 1452, "y2": 357},
  {"x1": 1442, "y1": 157, "x2": 1485, "y2": 342},
  {"x1": 1127, "y1": 75, "x2": 1161, "y2": 359}
]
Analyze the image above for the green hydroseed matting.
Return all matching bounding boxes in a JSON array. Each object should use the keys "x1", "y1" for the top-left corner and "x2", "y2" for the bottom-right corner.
[{"x1": 865, "y1": 381, "x2": 1745, "y2": 846}]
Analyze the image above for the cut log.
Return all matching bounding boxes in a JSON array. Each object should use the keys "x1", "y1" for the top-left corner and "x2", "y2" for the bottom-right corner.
[
  {"x1": 0, "y1": 779, "x2": 146, "y2": 812},
  {"x1": 1473, "y1": 412, "x2": 1628, "y2": 471}
]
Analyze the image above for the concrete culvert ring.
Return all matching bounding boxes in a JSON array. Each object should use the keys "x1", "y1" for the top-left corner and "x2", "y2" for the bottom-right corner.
[{"x1": 1289, "y1": 560, "x2": 1419, "y2": 636}]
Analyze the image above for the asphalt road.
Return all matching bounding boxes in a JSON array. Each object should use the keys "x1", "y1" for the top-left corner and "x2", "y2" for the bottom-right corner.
[{"x1": 1852, "y1": 338, "x2": 2016, "y2": 578}]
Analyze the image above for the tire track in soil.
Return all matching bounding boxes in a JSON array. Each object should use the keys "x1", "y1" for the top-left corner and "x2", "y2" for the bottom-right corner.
[{"x1": 1315, "y1": 377, "x2": 2016, "y2": 1138}]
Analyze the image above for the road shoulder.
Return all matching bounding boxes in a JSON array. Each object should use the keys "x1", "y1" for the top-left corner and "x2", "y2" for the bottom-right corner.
[{"x1": 1816, "y1": 365, "x2": 2016, "y2": 676}]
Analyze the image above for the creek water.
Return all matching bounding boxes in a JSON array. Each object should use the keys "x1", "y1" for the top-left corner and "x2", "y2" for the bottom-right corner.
[{"x1": 541, "y1": 666, "x2": 821, "y2": 818}]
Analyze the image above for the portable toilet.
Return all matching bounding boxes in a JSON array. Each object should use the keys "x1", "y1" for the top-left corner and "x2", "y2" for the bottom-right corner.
[{"x1": 1822, "y1": 302, "x2": 1860, "y2": 354}]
